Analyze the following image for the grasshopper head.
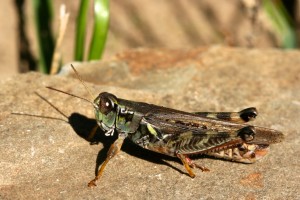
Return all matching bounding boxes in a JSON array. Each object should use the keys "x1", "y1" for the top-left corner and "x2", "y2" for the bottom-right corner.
[{"x1": 93, "y1": 92, "x2": 118, "y2": 136}]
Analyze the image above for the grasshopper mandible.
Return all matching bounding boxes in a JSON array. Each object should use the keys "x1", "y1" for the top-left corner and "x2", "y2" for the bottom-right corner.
[{"x1": 48, "y1": 65, "x2": 284, "y2": 187}]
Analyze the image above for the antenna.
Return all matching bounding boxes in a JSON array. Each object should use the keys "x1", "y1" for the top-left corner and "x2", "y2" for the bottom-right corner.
[
  {"x1": 46, "y1": 86, "x2": 93, "y2": 105},
  {"x1": 70, "y1": 64, "x2": 95, "y2": 101}
]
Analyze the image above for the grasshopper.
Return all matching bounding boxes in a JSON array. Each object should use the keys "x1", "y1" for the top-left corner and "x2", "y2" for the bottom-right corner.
[{"x1": 48, "y1": 65, "x2": 284, "y2": 187}]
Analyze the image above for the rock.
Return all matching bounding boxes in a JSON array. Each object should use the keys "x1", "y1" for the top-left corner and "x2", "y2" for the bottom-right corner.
[{"x1": 0, "y1": 46, "x2": 299, "y2": 199}]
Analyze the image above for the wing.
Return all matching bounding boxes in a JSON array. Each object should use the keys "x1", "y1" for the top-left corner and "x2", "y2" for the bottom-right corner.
[{"x1": 144, "y1": 107, "x2": 283, "y2": 145}]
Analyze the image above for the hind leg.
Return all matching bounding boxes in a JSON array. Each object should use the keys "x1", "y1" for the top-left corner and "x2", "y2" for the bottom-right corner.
[{"x1": 177, "y1": 153, "x2": 209, "y2": 178}]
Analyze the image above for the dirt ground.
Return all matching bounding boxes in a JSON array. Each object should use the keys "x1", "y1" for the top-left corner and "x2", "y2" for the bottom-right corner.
[{"x1": 0, "y1": 0, "x2": 299, "y2": 80}]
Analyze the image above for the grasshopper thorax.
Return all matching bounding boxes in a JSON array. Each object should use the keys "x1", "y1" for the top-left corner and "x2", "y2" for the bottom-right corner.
[{"x1": 94, "y1": 92, "x2": 118, "y2": 136}]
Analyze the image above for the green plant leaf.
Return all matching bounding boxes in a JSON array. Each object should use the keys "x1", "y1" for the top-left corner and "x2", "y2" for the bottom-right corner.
[
  {"x1": 32, "y1": 0, "x2": 54, "y2": 73},
  {"x1": 88, "y1": 0, "x2": 110, "y2": 61},
  {"x1": 75, "y1": 0, "x2": 90, "y2": 61},
  {"x1": 263, "y1": 0, "x2": 297, "y2": 49}
]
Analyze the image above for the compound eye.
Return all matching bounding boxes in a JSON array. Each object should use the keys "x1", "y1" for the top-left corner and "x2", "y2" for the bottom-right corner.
[{"x1": 99, "y1": 97, "x2": 114, "y2": 115}]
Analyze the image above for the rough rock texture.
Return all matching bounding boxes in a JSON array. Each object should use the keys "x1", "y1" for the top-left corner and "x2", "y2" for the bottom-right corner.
[{"x1": 0, "y1": 46, "x2": 299, "y2": 199}]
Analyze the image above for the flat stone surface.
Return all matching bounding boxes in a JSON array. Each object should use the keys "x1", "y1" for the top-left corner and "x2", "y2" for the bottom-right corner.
[{"x1": 0, "y1": 46, "x2": 299, "y2": 199}]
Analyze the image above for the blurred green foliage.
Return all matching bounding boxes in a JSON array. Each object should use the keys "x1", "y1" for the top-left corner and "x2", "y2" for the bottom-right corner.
[
  {"x1": 263, "y1": 0, "x2": 297, "y2": 48},
  {"x1": 33, "y1": 0, "x2": 110, "y2": 74},
  {"x1": 32, "y1": 0, "x2": 54, "y2": 74}
]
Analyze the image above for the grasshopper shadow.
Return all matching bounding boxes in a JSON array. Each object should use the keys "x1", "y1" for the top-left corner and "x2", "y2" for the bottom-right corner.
[
  {"x1": 68, "y1": 113, "x2": 187, "y2": 176},
  {"x1": 68, "y1": 113, "x2": 116, "y2": 176}
]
